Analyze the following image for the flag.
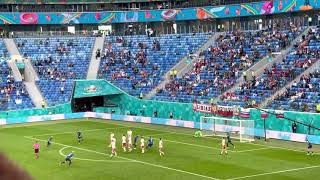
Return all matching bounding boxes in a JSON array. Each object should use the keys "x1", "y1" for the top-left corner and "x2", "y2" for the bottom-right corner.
[
  {"x1": 260, "y1": 110, "x2": 269, "y2": 118},
  {"x1": 275, "y1": 110, "x2": 284, "y2": 118},
  {"x1": 240, "y1": 108, "x2": 250, "y2": 118}
]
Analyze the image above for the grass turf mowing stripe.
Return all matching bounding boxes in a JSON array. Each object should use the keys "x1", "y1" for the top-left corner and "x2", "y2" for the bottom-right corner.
[
  {"x1": 31, "y1": 127, "x2": 127, "y2": 137},
  {"x1": 226, "y1": 165, "x2": 320, "y2": 180},
  {"x1": 25, "y1": 136, "x2": 221, "y2": 180}
]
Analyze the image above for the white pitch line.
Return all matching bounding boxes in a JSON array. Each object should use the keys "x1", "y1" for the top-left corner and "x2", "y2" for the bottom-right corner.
[
  {"x1": 0, "y1": 120, "x2": 85, "y2": 129},
  {"x1": 236, "y1": 147, "x2": 271, "y2": 153},
  {"x1": 165, "y1": 139, "x2": 221, "y2": 151},
  {"x1": 164, "y1": 139, "x2": 270, "y2": 153},
  {"x1": 25, "y1": 136, "x2": 220, "y2": 180},
  {"x1": 58, "y1": 146, "x2": 131, "y2": 163},
  {"x1": 226, "y1": 165, "x2": 320, "y2": 180}
]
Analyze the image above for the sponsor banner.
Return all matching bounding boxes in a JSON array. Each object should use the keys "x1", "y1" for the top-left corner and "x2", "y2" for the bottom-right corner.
[
  {"x1": 166, "y1": 120, "x2": 177, "y2": 126},
  {"x1": 150, "y1": 118, "x2": 167, "y2": 126},
  {"x1": 193, "y1": 102, "x2": 239, "y2": 117},
  {"x1": 184, "y1": 121, "x2": 195, "y2": 128},
  {"x1": 0, "y1": 119, "x2": 6, "y2": 125}
]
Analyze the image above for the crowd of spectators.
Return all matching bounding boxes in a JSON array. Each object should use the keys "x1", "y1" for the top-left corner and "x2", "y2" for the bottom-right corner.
[
  {"x1": 155, "y1": 26, "x2": 301, "y2": 103},
  {"x1": 272, "y1": 69, "x2": 320, "y2": 112},
  {"x1": 98, "y1": 33, "x2": 210, "y2": 97},
  {"x1": 220, "y1": 27, "x2": 319, "y2": 108},
  {"x1": 0, "y1": 68, "x2": 30, "y2": 110}
]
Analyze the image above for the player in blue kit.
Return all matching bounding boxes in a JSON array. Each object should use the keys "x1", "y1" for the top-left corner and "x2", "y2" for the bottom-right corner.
[
  {"x1": 306, "y1": 139, "x2": 313, "y2": 155},
  {"x1": 77, "y1": 130, "x2": 83, "y2": 144},
  {"x1": 133, "y1": 135, "x2": 139, "y2": 149},
  {"x1": 46, "y1": 136, "x2": 53, "y2": 148},
  {"x1": 60, "y1": 151, "x2": 74, "y2": 166},
  {"x1": 147, "y1": 136, "x2": 154, "y2": 149}
]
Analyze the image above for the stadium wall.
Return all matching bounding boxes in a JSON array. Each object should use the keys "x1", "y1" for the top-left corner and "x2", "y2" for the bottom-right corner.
[
  {"x1": 1, "y1": 80, "x2": 319, "y2": 136},
  {"x1": 0, "y1": 0, "x2": 317, "y2": 24},
  {"x1": 1, "y1": 111, "x2": 320, "y2": 144}
]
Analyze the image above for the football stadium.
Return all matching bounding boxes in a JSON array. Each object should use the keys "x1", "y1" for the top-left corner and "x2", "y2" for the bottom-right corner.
[{"x1": 0, "y1": 0, "x2": 319, "y2": 179}]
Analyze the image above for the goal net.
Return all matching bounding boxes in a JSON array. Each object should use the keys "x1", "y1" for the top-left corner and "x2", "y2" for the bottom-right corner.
[{"x1": 200, "y1": 116, "x2": 255, "y2": 143}]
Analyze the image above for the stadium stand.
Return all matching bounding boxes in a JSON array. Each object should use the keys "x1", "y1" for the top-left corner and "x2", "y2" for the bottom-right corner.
[
  {"x1": 98, "y1": 33, "x2": 211, "y2": 97},
  {"x1": 0, "y1": 40, "x2": 33, "y2": 110},
  {"x1": 153, "y1": 25, "x2": 304, "y2": 103},
  {"x1": 219, "y1": 27, "x2": 320, "y2": 108},
  {"x1": 15, "y1": 37, "x2": 95, "y2": 106},
  {"x1": 267, "y1": 27, "x2": 320, "y2": 112}
]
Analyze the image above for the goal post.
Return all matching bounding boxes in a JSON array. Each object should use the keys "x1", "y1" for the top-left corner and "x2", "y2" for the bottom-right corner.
[{"x1": 200, "y1": 116, "x2": 255, "y2": 143}]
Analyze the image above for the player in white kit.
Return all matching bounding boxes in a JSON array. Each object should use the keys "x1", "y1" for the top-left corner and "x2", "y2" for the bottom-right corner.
[
  {"x1": 140, "y1": 136, "x2": 145, "y2": 154},
  {"x1": 109, "y1": 132, "x2": 115, "y2": 147},
  {"x1": 122, "y1": 134, "x2": 127, "y2": 152},
  {"x1": 110, "y1": 137, "x2": 117, "y2": 157},
  {"x1": 220, "y1": 137, "x2": 227, "y2": 155},
  {"x1": 127, "y1": 129, "x2": 133, "y2": 152},
  {"x1": 159, "y1": 138, "x2": 164, "y2": 156}
]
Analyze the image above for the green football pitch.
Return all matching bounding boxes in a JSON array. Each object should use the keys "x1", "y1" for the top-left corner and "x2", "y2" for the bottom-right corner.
[{"x1": 0, "y1": 118, "x2": 319, "y2": 180}]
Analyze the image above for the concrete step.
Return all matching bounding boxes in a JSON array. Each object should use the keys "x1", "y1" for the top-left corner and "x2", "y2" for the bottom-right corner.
[
  {"x1": 24, "y1": 81, "x2": 46, "y2": 108},
  {"x1": 87, "y1": 36, "x2": 105, "y2": 80}
]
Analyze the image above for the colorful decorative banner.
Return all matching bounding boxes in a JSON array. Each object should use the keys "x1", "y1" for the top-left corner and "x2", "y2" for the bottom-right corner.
[
  {"x1": 193, "y1": 101, "x2": 240, "y2": 117},
  {"x1": 0, "y1": 0, "x2": 317, "y2": 24}
]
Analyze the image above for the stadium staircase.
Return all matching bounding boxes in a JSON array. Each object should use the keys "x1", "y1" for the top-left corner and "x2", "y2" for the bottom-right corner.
[
  {"x1": 260, "y1": 58, "x2": 320, "y2": 108},
  {"x1": 214, "y1": 26, "x2": 312, "y2": 103},
  {"x1": 3, "y1": 38, "x2": 23, "y2": 81},
  {"x1": 144, "y1": 32, "x2": 223, "y2": 99},
  {"x1": 4, "y1": 38, "x2": 45, "y2": 108},
  {"x1": 87, "y1": 36, "x2": 105, "y2": 80}
]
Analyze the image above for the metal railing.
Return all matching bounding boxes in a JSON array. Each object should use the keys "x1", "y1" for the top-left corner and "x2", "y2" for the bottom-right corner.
[{"x1": 12, "y1": 31, "x2": 99, "y2": 38}]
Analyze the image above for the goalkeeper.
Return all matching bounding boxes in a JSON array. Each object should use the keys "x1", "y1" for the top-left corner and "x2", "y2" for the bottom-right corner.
[
  {"x1": 194, "y1": 130, "x2": 202, "y2": 138},
  {"x1": 226, "y1": 132, "x2": 235, "y2": 149}
]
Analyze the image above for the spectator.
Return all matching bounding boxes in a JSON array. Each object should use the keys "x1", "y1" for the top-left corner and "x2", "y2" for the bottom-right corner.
[
  {"x1": 60, "y1": 86, "x2": 64, "y2": 94},
  {"x1": 153, "y1": 110, "x2": 158, "y2": 117},
  {"x1": 169, "y1": 112, "x2": 173, "y2": 119},
  {"x1": 292, "y1": 122, "x2": 297, "y2": 133}
]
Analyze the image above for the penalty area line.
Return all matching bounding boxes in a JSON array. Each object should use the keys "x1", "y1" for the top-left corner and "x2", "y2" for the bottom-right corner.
[{"x1": 24, "y1": 136, "x2": 220, "y2": 180}]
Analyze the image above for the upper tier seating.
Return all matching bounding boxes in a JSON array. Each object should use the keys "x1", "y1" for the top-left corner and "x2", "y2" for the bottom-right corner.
[
  {"x1": 98, "y1": 33, "x2": 211, "y2": 97},
  {"x1": 154, "y1": 26, "x2": 303, "y2": 103},
  {"x1": 15, "y1": 37, "x2": 95, "y2": 106},
  {"x1": 219, "y1": 27, "x2": 319, "y2": 108}
]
